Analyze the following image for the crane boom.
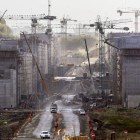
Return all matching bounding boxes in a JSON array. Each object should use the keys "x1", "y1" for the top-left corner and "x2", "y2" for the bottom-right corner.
[
  {"x1": 4, "y1": 14, "x2": 46, "y2": 20},
  {"x1": 117, "y1": 9, "x2": 140, "y2": 33},
  {"x1": 4, "y1": 14, "x2": 56, "y2": 20},
  {"x1": 4, "y1": 10, "x2": 56, "y2": 75},
  {"x1": 83, "y1": 15, "x2": 130, "y2": 97},
  {"x1": 0, "y1": 10, "x2": 7, "y2": 21},
  {"x1": 22, "y1": 32, "x2": 51, "y2": 97}
]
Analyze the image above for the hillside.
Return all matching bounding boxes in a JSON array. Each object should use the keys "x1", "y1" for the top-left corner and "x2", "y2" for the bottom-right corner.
[
  {"x1": 60, "y1": 35, "x2": 97, "y2": 51},
  {"x1": 59, "y1": 35, "x2": 98, "y2": 58},
  {"x1": 0, "y1": 18, "x2": 13, "y2": 37}
]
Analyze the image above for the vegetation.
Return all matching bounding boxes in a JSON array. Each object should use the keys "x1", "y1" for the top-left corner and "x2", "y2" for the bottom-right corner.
[
  {"x1": 0, "y1": 18, "x2": 13, "y2": 37},
  {"x1": 116, "y1": 132, "x2": 140, "y2": 140},
  {"x1": 116, "y1": 108, "x2": 127, "y2": 112},
  {"x1": 102, "y1": 107, "x2": 140, "y2": 114},
  {"x1": 100, "y1": 115, "x2": 140, "y2": 132},
  {"x1": 91, "y1": 107, "x2": 140, "y2": 139},
  {"x1": 60, "y1": 35, "x2": 97, "y2": 51}
]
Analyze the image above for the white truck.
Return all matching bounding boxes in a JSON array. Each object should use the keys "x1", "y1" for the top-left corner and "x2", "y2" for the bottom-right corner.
[{"x1": 50, "y1": 103, "x2": 57, "y2": 113}]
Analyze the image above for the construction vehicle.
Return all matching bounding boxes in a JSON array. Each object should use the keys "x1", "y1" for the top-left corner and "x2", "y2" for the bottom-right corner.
[
  {"x1": 50, "y1": 103, "x2": 57, "y2": 113},
  {"x1": 84, "y1": 16, "x2": 131, "y2": 95},
  {"x1": 22, "y1": 32, "x2": 51, "y2": 97}
]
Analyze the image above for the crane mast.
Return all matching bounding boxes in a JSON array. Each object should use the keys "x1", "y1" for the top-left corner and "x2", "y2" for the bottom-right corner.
[
  {"x1": 117, "y1": 8, "x2": 140, "y2": 33},
  {"x1": 48, "y1": 0, "x2": 51, "y2": 28},
  {"x1": 47, "y1": 0, "x2": 52, "y2": 74},
  {"x1": 84, "y1": 16, "x2": 130, "y2": 97},
  {"x1": 3, "y1": 2, "x2": 56, "y2": 96},
  {"x1": 60, "y1": 16, "x2": 77, "y2": 64}
]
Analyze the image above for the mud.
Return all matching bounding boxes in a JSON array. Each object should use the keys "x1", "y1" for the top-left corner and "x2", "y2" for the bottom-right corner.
[{"x1": 0, "y1": 112, "x2": 30, "y2": 139}]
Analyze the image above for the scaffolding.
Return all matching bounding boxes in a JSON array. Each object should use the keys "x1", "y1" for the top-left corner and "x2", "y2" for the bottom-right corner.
[
  {"x1": 18, "y1": 52, "x2": 33, "y2": 101},
  {"x1": 18, "y1": 34, "x2": 48, "y2": 103}
]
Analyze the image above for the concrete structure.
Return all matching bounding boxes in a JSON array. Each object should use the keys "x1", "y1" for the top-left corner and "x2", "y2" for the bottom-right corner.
[
  {"x1": 108, "y1": 32, "x2": 140, "y2": 107},
  {"x1": 18, "y1": 52, "x2": 33, "y2": 101},
  {"x1": 0, "y1": 41, "x2": 19, "y2": 107},
  {"x1": 19, "y1": 33, "x2": 48, "y2": 101},
  {"x1": 0, "y1": 33, "x2": 49, "y2": 108},
  {"x1": 122, "y1": 52, "x2": 140, "y2": 107},
  {"x1": 0, "y1": 69, "x2": 17, "y2": 108}
]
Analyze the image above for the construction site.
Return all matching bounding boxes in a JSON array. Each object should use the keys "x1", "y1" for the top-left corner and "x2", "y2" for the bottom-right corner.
[{"x1": 1, "y1": 0, "x2": 140, "y2": 140}]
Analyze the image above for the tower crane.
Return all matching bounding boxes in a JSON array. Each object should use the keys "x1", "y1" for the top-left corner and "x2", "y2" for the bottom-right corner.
[
  {"x1": 60, "y1": 16, "x2": 77, "y2": 63},
  {"x1": 4, "y1": 2, "x2": 56, "y2": 75},
  {"x1": 60, "y1": 16, "x2": 77, "y2": 34},
  {"x1": 3, "y1": 14, "x2": 52, "y2": 98},
  {"x1": 45, "y1": 0, "x2": 57, "y2": 74},
  {"x1": 4, "y1": 0, "x2": 56, "y2": 97},
  {"x1": 4, "y1": 14, "x2": 56, "y2": 34},
  {"x1": 117, "y1": 8, "x2": 140, "y2": 33},
  {"x1": 84, "y1": 16, "x2": 130, "y2": 96}
]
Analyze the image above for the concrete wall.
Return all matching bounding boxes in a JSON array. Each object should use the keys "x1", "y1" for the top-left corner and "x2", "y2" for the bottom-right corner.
[
  {"x1": 37, "y1": 43, "x2": 48, "y2": 93},
  {"x1": 123, "y1": 57, "x2": 140, "y2": 95},
  {"x1": 0, "y1": 50, "x2": 19, "y2": 105},
  {"x1": 20, "y1": 33, "x2": 49, "y2": 42},
  {"x1": 19, "y1": 33, "x2": 49, "y2": 98},
  {"x1": 0, "y1": 56, "x2": 18, "y2": 71},
  {"x1": 54, "y1": 66, "x2": 72, "y2": 76},
  {"x1": 122, "y1": 56, "x2": 140, "y2": 107},
  {"x1": 19, "y1": 52, "x2": 33, "y2": 100},
  {"x1": 109, "y1": 33, "x2": 140, "y2": 49},
  {"x1": 108, "y1": 33, "x2": 140, "y2": 107},
  {"x1": 1, "y1": 40, "x2": 19, "y2": 51},
  {"x1": 128, "y1": 95, "x2": 140, "y2": 108},
  {"x1": 0, "y1": 33, "x2": 50, "y2": 105},
  {"x1": 0, "y1": 69, "x2": 17, "y2": 108}
]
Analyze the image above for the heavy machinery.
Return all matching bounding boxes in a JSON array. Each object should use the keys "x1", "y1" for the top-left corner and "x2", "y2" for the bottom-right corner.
[
  {"x1": 22, "y1": 32, "x2": 51, "y2": 98},
  {"x1": 0, "y1": 10, "x2": 7, "y2": 21},
  {"x1": 60, "y1": 16, "x2": 77, "y2": 64},
  {"x1": 4, "y1": 13, "x2": 56, "y2": 74},
  {"x1": 4, "y1": 14, "x2": 56, "y2": 34},
  {"x1": 50, "y1": 103, "x2": 57, "y2": 113},
  {"x1": 46, "y1": 0, "x2": 56, "y2": 74},
  {"x1": 4, "y1": 0, "x2": 56, "y2": 99},
  {"x1": 4, "y1": 1, "x2": 56, "y2": 74},
  {"x1": 84, "y1": 16, "x2": 131, "y2": 96}
]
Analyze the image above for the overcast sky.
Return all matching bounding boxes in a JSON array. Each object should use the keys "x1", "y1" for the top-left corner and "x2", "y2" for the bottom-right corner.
[{"x1": 1, "y1": 0, "x2": 140, "y2": 32}]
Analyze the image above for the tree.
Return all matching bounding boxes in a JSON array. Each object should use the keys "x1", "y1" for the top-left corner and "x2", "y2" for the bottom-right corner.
[
  {"x1": 0, "y1": 18, "x2": 13, "y2": 37},
  {"x1": 60, "y1": 35, "x2": 97, "y2": 51}
]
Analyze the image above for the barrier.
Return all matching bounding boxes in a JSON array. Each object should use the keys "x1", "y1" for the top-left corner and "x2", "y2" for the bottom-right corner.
[
  {"x1": 14, "y1": 132, "x2": 17, "y2": 137},
  {"x1": 62, "y1": 135, "x2": 88, "y2": 140}
]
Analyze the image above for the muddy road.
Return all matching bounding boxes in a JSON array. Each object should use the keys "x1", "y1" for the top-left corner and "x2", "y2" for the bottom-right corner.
[{"x1": 13, "y1": 67, "x2": 89, "y2": 140}]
